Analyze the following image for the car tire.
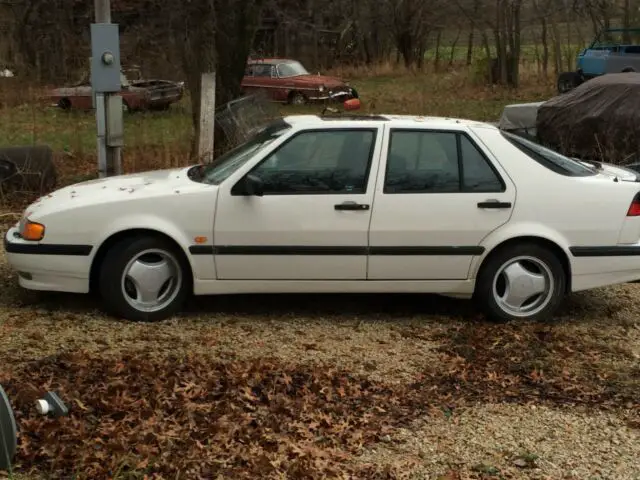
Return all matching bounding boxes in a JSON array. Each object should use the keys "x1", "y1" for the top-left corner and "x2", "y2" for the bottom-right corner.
[
  {"x1": 98, "y1": 235, "x2": 191, "y2": 322},
  {"x1": 474, "y1": 243, "x2": 566, "y2": 323},
  {"x1": 289, "y1": 91, "x2": 307, "y2": 105},
  {"x1": 557, "y1": 71, "x2": 582, "y2": 94},
  {"x1": 57, "y1": 98, "x2": 71, "y2": 110}
]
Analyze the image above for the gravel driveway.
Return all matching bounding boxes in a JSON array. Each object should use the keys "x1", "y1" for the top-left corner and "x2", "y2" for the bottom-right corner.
[{"x1": 1, "y1": 241, "x2": 639, "y2": 479}]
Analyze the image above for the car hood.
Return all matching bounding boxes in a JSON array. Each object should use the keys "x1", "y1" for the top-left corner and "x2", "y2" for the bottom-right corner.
[{"x1": 25, "y1": 166, "x2": 211, "y2": 217}]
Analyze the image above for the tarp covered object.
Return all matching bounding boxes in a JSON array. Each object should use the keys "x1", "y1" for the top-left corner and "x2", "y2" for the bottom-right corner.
[{"x1": 536, "y1": 73, "x2": 640, "y2": 164}]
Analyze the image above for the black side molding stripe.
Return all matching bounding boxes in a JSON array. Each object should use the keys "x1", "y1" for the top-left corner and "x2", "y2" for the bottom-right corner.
[
  {"x1": 216, "y1": 246, "x2": 368, "y2": 255},
  {"x1": 189, "y1": 245, "x2": 215, "y2": 255},
  {"x1": 570, "y1": 246, "x2": 640, "y2": 257},
  {"x1": 189, "y1": 245, "x2": 484, "y2": 256},
  {"x1": 369, "y1": 246, "x2": 485, "y2": 256},
  {"x1": 4, "y1": 243, "x2": 92, "y2": 256}
]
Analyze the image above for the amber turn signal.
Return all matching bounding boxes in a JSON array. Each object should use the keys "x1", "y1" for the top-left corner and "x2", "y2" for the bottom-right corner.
[{"x1": 21, "y1": 220, "x2": 45, "y2": 241}]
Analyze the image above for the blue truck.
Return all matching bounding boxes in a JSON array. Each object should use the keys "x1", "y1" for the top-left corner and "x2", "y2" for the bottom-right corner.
[{"x1": 557, "y1": 27, "x2": 640, "y2": 93}]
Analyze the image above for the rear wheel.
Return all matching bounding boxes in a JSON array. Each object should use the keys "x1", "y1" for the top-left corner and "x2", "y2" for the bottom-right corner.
[
  {"x1": 98, "y1": 235, "x2": 191, "y2": 322},
  {"x1": 57, "y1": 98, "x2": 71, "y2": 110},
  {"x1": 557, "y1": 71, "x2": 582, "y2": 94},
  {"x1": 474, "y1": 243, "x2": 566, "y2": 322}
]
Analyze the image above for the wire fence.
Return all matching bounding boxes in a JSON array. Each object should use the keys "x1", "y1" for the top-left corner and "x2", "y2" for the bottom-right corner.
[{"x1": 214, "y1": 91, "x2": 283, "y2": 152}]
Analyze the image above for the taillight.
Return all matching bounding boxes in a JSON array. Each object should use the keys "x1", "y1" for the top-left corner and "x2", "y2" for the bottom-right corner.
[{"x1": 627, "y1": 192, "x2": 640, "y2": 216}]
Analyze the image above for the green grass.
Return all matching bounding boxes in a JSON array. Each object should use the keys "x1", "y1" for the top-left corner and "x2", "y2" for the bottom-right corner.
[
  {"x1": 423, "y1": 43, "x2": 585, "y2": 65},
  {"x1": 0, "y1": 102, "x2": 192, "y2": 153}
]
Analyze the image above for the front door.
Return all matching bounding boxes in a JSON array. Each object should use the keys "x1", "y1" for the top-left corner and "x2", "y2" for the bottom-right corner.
[
  {"x1": 213, "y1": 125, "x2": 384, "y2": 280},
  {"x1": 368, "y1": 126, "x2": 516, "y2": 280}
]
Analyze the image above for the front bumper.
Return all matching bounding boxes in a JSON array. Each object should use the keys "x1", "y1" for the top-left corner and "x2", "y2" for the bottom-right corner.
[
  {"x1": 308, "y1": 87, "x2": 359, "y2": 102},
  {"x1": 3, "y1": 227, "x2": 92, "y2": 293}
]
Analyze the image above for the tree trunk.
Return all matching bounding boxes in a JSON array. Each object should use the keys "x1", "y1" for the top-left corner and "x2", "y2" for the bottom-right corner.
[
  {"x1": 510, "y1": 0, "x2": 522, "y2": 87},
  {"x1": 174, "y1": 1, "x2": 216, "y2": 160},
  {"x1": 541, "y1": 16, "x2": 549, "y2": 78},
  {"x1": 175, "y1": 0, "x2": 264, "y2": 159},
  {"x1": 549, "y1": 11, "x2": 562, "y2": 76},
  {"x1": 623, "y1": 0, "x2": 632, "y2": 43},
  {"x1": 466, "y1": 29, "x2": 474, "y2": 66},
  {"x1": 434, "y1": 30, "x2": 442, "y2": 72},
  {"x1": 449, "y1": 28, "x2": 461, "y2": 67}
]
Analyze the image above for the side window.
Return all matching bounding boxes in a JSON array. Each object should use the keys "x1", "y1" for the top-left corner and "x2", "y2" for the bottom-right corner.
[
  {"x1": 384, "y1": 130, "x2": 504, "y2": 194},
  {"x1": 250, "y1": 129, "x2": 376, "y2": 194},
  {"x1": 253, "y1": 64, "x2": 271, "y2": 77},
  {"x1": 385, "y1": 131, "x2": 459, "y2": 193},
  {"x1": 460, "y1": 135, "x2": 504, "y2": 192}
]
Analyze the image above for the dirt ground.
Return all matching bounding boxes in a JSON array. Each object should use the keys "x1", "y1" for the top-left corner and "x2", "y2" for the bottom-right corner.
[{"x1": 1, "y1": 222, "x2": 639, "y2": 479}]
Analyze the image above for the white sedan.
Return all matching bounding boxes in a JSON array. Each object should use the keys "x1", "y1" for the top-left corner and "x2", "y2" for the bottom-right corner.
[{"x1": 5, "y1": 114, "x2": 640, "y2": 322}]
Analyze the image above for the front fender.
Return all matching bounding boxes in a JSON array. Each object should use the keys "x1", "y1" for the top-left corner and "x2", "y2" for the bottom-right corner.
[{"x1": 93, "y1": 214, "x2": 214, "y2": 281}]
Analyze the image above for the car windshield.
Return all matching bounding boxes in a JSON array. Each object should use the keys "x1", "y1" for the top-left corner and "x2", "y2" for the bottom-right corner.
[
  {"x1": 501, "y1": 131, "x2": 597, "y2": 177},
  {"x1": 193, "y1": 120, "x2": 292, "y2": 185},
  {"x1": 277, "y1": 61, "x2": 310, "y2": 78}
]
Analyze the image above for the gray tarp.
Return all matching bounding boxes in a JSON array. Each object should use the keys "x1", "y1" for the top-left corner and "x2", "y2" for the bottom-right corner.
[{"x1": 536, "y1": 73, "x2": 640, "y2": 164}]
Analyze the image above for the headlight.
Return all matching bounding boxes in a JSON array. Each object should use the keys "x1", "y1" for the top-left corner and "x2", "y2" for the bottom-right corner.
[
  {"x1": 319, "y1": 85, "x2": 325, "y2": 92},
  {"x1": 20, "y1": 219, "x2": 45, "y2": 241}
]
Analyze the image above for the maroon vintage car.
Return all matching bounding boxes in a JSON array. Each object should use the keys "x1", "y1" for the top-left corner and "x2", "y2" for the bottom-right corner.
[
  {"x1": 241, "y1": 58, "x2": 358, "y2": 105},
  {"x1": 47, "y1": 67, "x2": 185, "y2": 113}
]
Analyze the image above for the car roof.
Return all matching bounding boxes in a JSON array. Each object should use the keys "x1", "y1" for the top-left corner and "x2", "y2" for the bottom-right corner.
[{"x1": 281, "y1": 114, "x2": 495, "y2": 130}]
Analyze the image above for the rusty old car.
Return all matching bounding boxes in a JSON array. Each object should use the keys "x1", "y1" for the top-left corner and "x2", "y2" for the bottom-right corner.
[
  {"x1": 48, "y1": 67, "x2": 185, "y2": 113},
  {"x1": 241, "y1": 58, "x2": 358, "y2": 105}
]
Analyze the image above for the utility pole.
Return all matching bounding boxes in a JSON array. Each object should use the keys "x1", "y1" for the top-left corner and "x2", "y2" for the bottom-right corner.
[{"x1": 91, "y1": 0, "x2": 124, "y2": 177}]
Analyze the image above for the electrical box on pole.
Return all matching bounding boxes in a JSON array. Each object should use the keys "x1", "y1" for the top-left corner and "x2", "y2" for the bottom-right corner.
[
  {"x1": 91, "y1": 0, "x2": 123, "y2": 178},
  {"x1": 90, "y1": 23, "x2": 121, "y2": 92}
]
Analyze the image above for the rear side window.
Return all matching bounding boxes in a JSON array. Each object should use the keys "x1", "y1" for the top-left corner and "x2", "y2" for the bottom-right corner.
[
  {"x1": 384, "y1": 129, "x2": 505, "y2": 193},
  {"x1": 501, "y1": 131, "x2": 596, "y2": 177}
]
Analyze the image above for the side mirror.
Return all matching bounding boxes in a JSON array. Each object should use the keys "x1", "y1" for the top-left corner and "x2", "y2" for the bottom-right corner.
[{"x1": 243, "y1": 174, "x2": 264, "y2": 196}]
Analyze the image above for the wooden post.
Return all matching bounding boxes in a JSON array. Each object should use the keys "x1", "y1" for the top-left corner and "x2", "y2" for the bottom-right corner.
[{"x1": 198, "y1": 72, "x2": 216, "y2": 163}]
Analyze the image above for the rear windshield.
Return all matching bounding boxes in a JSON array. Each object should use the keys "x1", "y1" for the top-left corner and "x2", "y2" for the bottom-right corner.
[{"x1": 501, "y1": 131, "x2": 597, "y2": 177}]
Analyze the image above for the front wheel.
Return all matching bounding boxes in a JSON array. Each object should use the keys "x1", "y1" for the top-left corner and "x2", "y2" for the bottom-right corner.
[
  {"x1": 289, "y1": 91, "x2": 307, "y2": 105},
  {"x1": 98, "y1": 235, "x2": 191, "y2": 322},
  {"x1": 474, "y1": 243, "x2": 566, "y2": 322}
]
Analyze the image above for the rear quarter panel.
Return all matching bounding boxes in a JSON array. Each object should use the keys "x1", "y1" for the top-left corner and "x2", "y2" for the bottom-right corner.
[{"x1": 468, "y1": 126, "x2": 640, "y2": 275}]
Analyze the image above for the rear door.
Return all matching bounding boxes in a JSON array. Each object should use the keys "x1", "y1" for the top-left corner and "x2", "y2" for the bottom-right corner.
[{"x1": 367, "y1": 126, "x2": 516, "y2": 280}]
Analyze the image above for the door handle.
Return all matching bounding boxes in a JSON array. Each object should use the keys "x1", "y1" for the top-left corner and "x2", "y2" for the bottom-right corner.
[
  {"x1": 335, "y1": 201, "x2": 370, "y2": 211},
  {"x1": 477, "y1": 199, "x2": 512, "y2": 209}
]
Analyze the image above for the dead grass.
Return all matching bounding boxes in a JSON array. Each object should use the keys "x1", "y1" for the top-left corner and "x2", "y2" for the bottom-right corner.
[
  {"x1": 0, "y1": 68, "x2": 638, "y2": 479},
  {"x1": 0, "y1": 63, "x2": 556, "y2": 190}
]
